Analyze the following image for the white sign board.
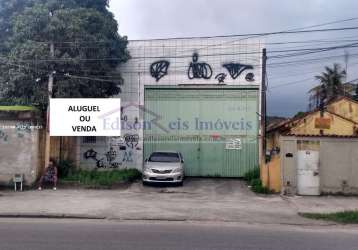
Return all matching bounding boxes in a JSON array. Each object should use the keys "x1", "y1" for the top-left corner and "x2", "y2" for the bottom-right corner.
[
  {"x1": 50, "y1": 98, "x2": 121, "y2": 136},
  {"x1": 225, "y1": 138, "x2": 242, "y2": 150}
]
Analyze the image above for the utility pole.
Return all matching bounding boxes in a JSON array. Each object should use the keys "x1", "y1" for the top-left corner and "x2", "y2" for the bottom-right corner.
[
  {"x1": 344, "y1": 50, "x2": 349, "y2": 97},
  {"x1": 261, "y1": 48, "x2": 269, "y2": 188},
  {"x1": 44, "y1": 41, "x2": 55, "y2": 168},
  {"x1": 344, "y1": 50, "x2": 349, "y2": 81},
  {"x1": 261, "y1": 48, "x2": 267, "y2": 161},
  {"x1": 319, "y1": 84, "x2": 326, "y2": 136}
]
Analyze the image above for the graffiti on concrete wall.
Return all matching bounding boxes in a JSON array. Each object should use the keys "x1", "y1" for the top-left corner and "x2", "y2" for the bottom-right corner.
[
  {"x1": 83, "y1": 148, "x2": 97, "y2": 160},
  {"x1": 149, "y1": 51, "x2": 256, "y2": 83},
  {"x1": 222, "y1": 63, "x2": 254, "y2": 80},
  {"x1": 215, "y1": 73, "x2": 227, "y2": 83},
  {"x1": 0, "y1": 122, "x2": 36, "y2": 143},
  {"x1": 150, "y1": 49, "x2": 255, "y2": 84},
  {"x1": 84, "y1": 147, "x2": 120, "y2": 169},
  {"x1": 124, "y1": 133, "x2": 139, "y2": 149},
  {"x1": 84, "y1": 147, "x2": 121, "y2": 169},
  {"x1": 83, "y1": 133, "x2": 140, "y2": 169},
  {"x1": 15, "y1": 122, "x2": 32, "y2": 138},
  {"x1": 187, "y1": 53, "x2": 213, "y2": 80},
  {"x1": 150, "y1": 60, "x2": 170, "y2": 81},
  {"x1": 245, "y1": 72, "x2": 255, "y2": 82}
]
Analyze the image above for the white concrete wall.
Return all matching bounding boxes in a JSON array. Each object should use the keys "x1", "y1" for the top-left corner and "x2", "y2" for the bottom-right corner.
[{"x1": 79, "y1": 37, "x2": 263, "y2": 170}]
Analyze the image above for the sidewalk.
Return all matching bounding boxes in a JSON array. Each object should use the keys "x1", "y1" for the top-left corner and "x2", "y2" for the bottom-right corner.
[
  {"x1": 0, "y1": 179, "x2": 357, "y2": 226},
  {"x1": 284, "y1": 195, "x2": 358, "y2": 214}
]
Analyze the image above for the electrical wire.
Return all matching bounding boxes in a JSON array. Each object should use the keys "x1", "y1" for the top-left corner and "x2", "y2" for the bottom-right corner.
[
  {"x1": 1, "y1": 41, "x2": 358, "y2": 63},
  {"x1": 2, "y1": 49, "x2": 358, "y2": 80}
]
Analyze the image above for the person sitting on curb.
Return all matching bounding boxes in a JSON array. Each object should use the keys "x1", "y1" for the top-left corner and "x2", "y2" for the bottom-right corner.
[{"x1": 38, "y1": 159, "x2": 58, "y2": 191}]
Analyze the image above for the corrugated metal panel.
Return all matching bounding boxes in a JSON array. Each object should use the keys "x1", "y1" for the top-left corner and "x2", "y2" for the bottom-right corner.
[{"x1": 144, "y1": 86, "x2": 259, "y2": 177}]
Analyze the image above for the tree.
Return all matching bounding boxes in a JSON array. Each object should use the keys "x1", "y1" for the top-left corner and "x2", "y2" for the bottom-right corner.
[
  {"x1": 293, "y1": 111, "x2": 306, "y2": 119},
  {"x1": 0, "y1": 0, "x2": 130, "y2": 110},
  {"x1": 308, "y1": 63, "x2": 347, "y2": 110}
]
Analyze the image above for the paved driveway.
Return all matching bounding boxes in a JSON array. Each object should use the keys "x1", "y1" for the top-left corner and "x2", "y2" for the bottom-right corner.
[{"x1": 115, "y1": 178, "x2": 303, "y2": 224}]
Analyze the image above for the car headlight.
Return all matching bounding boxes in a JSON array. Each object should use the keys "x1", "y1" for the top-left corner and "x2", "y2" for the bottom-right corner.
[
  {"x1": 172, "y1": 168, "x2": 182, "y2": 173},
  {"x1": 143, "y1": 166, "x2": 151, "y2": 172}
]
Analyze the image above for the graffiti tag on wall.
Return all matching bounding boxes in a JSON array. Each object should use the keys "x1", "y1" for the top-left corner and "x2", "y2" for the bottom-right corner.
[
  {"x1": 83, "y1": 133, "x2": 140, "y2": 169},
  {"x1": 0, "y1": 122, "x2": 39, "y2": 143},
  {"x1": 148, "y1": 52, "x2": 255, "y2": 83},
  {"x1": 222, "y1": 63, "x2": 254, "y2": 80},
  {"x1": 150, "y1": 60, "x2": 170, "y2": 82},
  {"x1": 187, "y1": 53, "x2": 213, "y2": 79}
]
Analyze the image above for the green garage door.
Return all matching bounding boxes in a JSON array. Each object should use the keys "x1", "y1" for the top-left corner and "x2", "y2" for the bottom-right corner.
[{"x1": 143, "y1": 86, "x2": 259, "y2": 177}]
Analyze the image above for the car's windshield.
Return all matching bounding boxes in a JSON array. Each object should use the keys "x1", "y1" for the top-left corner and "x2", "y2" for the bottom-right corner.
[{"x1": 149, "y1": 152, "x2": 180, "y2": 162}]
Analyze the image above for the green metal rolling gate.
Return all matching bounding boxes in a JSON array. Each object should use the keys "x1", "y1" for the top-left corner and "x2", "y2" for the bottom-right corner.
[{"x1": 143, "y1": 86, "x2": 259, "y2": 177}]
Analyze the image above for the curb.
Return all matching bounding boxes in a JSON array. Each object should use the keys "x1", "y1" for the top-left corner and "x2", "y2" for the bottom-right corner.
[
  {"x1": 107, "y1": 216, "x2": 338, "y2": 227},
  {"x1": 0, "y1": 213, "x2": 106, "y2": 220},
  {"x1": 0, "y1": 214, "x2": 340, "y2": 227}
]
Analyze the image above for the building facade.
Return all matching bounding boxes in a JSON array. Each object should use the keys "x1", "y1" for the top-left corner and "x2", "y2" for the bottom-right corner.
[
  {"x1": 281, "y1": 136, "x2": 358, "y2": 195},
  {"x1": 77, "y1": 37, "x2": 264, "y2": 177},
  {"x1": 263, "y1": 96, "x2": 358, "y2": 193}
]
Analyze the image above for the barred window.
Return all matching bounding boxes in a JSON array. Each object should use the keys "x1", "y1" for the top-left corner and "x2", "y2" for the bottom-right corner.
[{"x1": 82, "y1": 136, "x2": 97, "y2": 144}]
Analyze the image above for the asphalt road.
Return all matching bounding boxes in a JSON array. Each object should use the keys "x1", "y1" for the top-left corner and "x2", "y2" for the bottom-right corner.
[{"x1": 0, "y1": 219, "x2": 358, "y2": 250}]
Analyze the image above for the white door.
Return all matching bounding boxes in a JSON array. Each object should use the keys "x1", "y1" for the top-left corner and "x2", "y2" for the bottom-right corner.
[{"x1": 297, "y1": 150, "x2": 320, "y2": 195}]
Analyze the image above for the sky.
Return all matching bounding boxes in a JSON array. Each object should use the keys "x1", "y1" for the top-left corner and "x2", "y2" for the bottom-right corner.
[{"x1": 109, "y1": 0, "x2": 358, "y2": 117}]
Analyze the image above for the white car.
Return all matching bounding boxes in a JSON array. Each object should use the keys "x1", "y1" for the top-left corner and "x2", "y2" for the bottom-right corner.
[{"x1": 142, "y1": 151, "x2": 184, "y2": 185}]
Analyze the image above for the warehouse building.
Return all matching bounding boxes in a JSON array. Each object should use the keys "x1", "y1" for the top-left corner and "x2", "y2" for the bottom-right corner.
[{"x1": 78, "y1": 37, "x2": 264, "y2": 177}]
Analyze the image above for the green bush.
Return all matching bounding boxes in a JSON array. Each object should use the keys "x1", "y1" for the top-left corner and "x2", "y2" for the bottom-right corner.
[
  {"x1": 62, "y1": 168, "x2": 141, "y2": 187},
  {"x1": 249, "y1": 178, "x2": 261, "y2": 187},
  {"x1": 57, "y1": 160, "x2": 76, "y2": 178},
  {"x1": 300, "y1": 211, "x2": 358, "y2": 224},
  {"x1": 251, "y1": 180, "x2": 271, "y2": 194},
  {"x1": 244, "y1": 168, "x2": 272, "y2": 194},
  {"x1": 244, "y1": 168, "x2": 260, "y2": 182}
]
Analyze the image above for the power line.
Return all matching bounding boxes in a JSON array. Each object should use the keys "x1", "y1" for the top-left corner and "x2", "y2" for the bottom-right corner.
[
  {"x1": 269, "y1": 77, "x2": 315, "y2": 89},
  {"x1": 285, "y1": 17, "x2": 358, "y2": 31},
  {"x1": 268, "y1": 52, "x2": 358, "y2": 67},
  {"x1": 178, "y1": 18, "x2": 358, "y2": 53},
  {"x1": 0, "y1": 47, "x2": 358, "y2": 74},
  {"x1": 122, "y1": 36, "x2": 358, "y2": 50},
  {"x1": 269, "y1": 73, "x2": 358, "y2": 90},
  {"x1": 2, "y1": 41, "x2": 358, "y2": 62},
  {"x1": 45, "y1": 38, "x2": 358, "y2": 52},
  {"x1": 130, "y1": 21, "x2": 358, "y2": 42},
  {"x1": 27, "y1": 25, "x2": 358, "y2": 45},
  {"x1": 269, "y1": 42, "x2": 358, "y2": 59},
  {"x1": 2, "y1": 50, "x2": 358, "y2": 77},
  {"x1": 64, "y1": 74, "x2": 122, "y2": 82}
]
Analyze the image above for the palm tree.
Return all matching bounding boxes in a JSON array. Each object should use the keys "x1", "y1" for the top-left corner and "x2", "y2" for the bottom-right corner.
[{"x1": 308, "y1": 63, "x2": 347, "y2": 110}]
